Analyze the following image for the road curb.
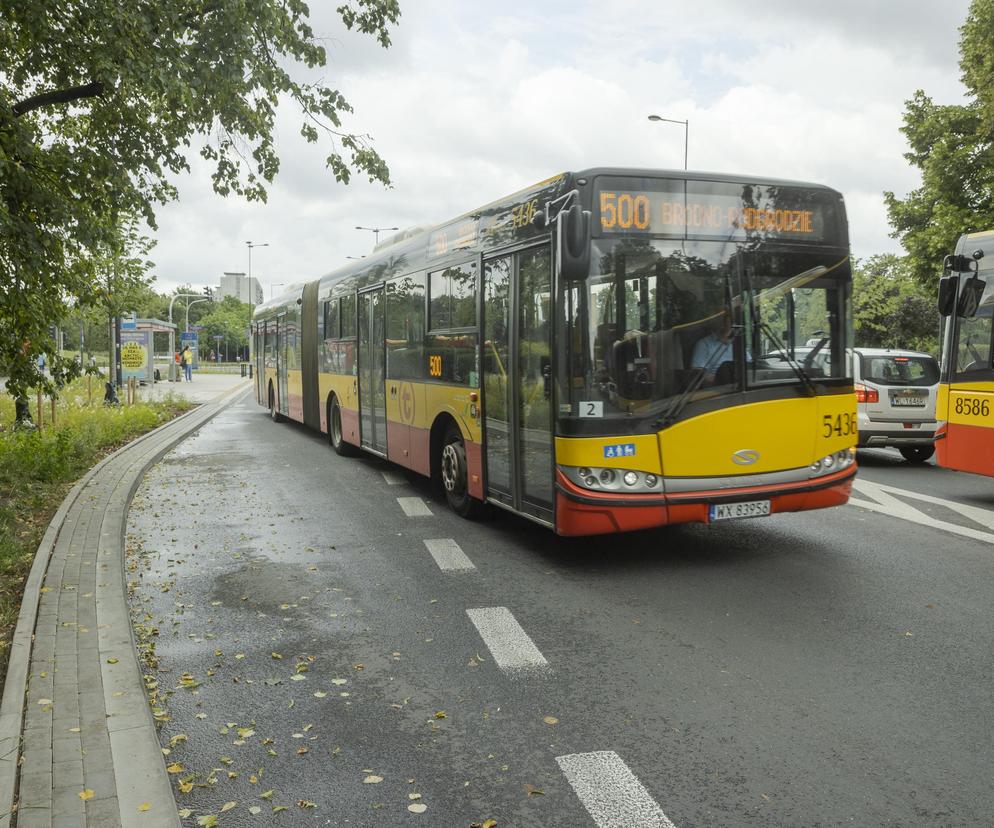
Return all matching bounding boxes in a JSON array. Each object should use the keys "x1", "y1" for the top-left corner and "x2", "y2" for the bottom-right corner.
[{"x1": 0, "y1": 383, "x2": 250, "y2": 827}]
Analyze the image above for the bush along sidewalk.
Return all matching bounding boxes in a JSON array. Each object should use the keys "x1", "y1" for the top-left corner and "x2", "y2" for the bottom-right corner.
[{"x1": 0, "y1": 379, "x2": 193, "y2": 694}]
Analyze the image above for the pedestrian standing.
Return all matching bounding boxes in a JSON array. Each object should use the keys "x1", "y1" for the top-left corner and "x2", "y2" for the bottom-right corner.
[{"x1": 182, "y1": 345, "x2": 193, "y2": 381}]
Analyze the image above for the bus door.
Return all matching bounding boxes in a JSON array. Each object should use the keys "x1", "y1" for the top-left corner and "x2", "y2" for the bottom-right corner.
[
  {"x1": 276, "y1": 313, "x2": 288, "y2": 416},
  {"x1": 255, "y1": 324, "x2": 265, "y2": 404},
  {"x1": 482, "y1": 246, "x2": 554, "y2": 522},
  {"x1": 358, "y1": 286, "x2": 387, "y2": 454}
]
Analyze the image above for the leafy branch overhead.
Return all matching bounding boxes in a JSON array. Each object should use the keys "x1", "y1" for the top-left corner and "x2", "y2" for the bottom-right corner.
[
  {"x1": 0, "y1": 0, "x2": 399, "y2": 399},
  {"x1": 885, "y1": 0, "x2": 994, "y2": 288}
]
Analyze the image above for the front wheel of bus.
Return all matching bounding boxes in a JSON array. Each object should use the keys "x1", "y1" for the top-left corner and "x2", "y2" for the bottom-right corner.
[
  {"x1": 900, "y1": 446, "x2": 935, "y2": 463},
  {"x1": 441, "y1": 425, "x2": 482, "y2": 518},
  {"x1": 329, "y1": 397, "x2": 359, "y2": 457}
]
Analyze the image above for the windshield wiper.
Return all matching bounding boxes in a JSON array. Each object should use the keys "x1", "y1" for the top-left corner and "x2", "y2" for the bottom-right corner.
[
  {"x1": 741, "y1": 262, "x2": 817, "y2": 395},
  {"x1": 653, "y1": 322, "x2": 740, "y2": 429},
  {"x1": 758, "y1": 320, "x2": 817, "y2": 395}
]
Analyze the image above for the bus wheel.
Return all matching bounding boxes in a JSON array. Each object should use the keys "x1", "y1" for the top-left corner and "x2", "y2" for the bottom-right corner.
[
  {"x1": 899, "y1": 446, "x2": 935, "y2": 463},
  {"x1": 269, "y1": 384, "x2": 283, "y2": 423},
  {"x1": 329, "y1": 397, "x2": 359, "y2": 457},
  {"x1": 440, "y1": 424, "x2": 482, "y2": 518}
]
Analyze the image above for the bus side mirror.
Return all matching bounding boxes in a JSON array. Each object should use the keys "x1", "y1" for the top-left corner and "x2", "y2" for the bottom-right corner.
[
  {"x1": 938, "y1": 274, "x2": 958, "y2": 317},
  {"x1": 558, "y1": 204, "x2": 591, "y2": 281},
  {"x1": 957, "y1": 274, "x2": 985, "y2": 318}
]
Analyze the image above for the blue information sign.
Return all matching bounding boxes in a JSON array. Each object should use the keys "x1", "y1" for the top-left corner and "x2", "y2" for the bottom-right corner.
[{"x1": 180, "y1": 331, "x2": 199, "y2": 369}]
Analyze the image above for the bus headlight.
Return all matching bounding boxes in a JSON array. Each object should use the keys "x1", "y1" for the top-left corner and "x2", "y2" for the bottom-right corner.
[
  {"x1": 559, "y1": 466, "x2": 663, "y2": 493},
  {"x1": 810, "y1": 448, "x2": 856, "y2": 477}
]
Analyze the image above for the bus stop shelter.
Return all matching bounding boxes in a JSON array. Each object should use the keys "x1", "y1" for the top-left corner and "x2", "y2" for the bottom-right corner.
[{"x1": 119, "y1": 318, "x2": 176, "y2": 384}]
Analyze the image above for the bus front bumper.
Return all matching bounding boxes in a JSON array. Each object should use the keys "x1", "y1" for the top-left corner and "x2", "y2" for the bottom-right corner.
[{"x1": 553, "y1": 465, "x2": 856, "y2": 536}]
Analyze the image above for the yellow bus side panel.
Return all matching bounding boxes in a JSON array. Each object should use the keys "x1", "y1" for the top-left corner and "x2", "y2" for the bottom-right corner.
[{"x1": 945, "y1": 381, "x2": 994, "y2": 428}]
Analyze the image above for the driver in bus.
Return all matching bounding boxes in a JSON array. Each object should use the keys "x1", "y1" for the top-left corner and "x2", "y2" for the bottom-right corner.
[{"x1": 691, "y1": 311, "x2": 734, "y2": 385}]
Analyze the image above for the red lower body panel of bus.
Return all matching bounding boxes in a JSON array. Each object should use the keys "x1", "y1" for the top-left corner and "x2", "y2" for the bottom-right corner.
[{"x1": 554, "y1": 466, "x2": 856, "y2": 536}]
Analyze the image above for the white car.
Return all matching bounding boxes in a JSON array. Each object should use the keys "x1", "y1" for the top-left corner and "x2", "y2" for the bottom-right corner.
[{"x1": 853, "y1": 347, "x2": 939, "y2": 462}]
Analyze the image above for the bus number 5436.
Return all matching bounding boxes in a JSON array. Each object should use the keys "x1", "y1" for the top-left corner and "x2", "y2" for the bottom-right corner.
[{"x1": 823, "y1": 413, "x2": 856, "y2": 437}]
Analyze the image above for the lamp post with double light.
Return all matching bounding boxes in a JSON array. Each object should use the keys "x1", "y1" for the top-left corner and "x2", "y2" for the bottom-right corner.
[
  {"x1": 355, "y1": 225, "x2": 398, "y2": 247},
  {"x1": 648, "y1": 114, "x2": 689, "y2": 170}
]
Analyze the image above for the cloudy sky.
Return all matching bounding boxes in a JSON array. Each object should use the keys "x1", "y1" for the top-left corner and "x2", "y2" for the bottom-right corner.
[{"x1": 150, "y1": 0, "x2": 973, "y2": 296}]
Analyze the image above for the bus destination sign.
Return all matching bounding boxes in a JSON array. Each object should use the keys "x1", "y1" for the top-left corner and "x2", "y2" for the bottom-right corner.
[{"x1": 597, "y1": 185, "x2": 832, "y2": 242}]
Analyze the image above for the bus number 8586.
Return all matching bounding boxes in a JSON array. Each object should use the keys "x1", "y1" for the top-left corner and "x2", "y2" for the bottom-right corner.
[{"x1": 954, "y1": 397, "x2": 990, "y2": 417}]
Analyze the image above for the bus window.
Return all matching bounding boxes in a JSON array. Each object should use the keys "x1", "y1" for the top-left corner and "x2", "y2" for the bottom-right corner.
[
  {"x1": 956, "y1": 271, "x2": 994, "y2": 378},
  {"x1": 427, "y1": 262, "x2": 478, "y2": 386},
  {"x1": 386, "y1": 274, "x2": 425, "y2": 379},
  {"x1": 429, "y1": 263, "x2": 477, "y2": 330},
  {"x1": 341, "y1": 293, "x2": 357, "y2": 339},
  {"x1": 323, "y1": 298, "x2": 340, "y2": 340}
]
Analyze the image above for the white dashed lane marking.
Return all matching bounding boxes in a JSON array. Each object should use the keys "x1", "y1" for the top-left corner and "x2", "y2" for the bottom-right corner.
[
  {"x1": 397, "y1": 497, "x2": 432, "y2": 517},
  {"x1": 381, "y1": 471, "x2": 406, "y2": 485},
  {"x1": 423, "y1": 538, "x2": 475, "y2": 571},
  {"x1": 465, "y1": 607, "x2": 548, "y2": 671},
  {"x1": 556, "y1": 750, "x2": 676, "y2": 828}
]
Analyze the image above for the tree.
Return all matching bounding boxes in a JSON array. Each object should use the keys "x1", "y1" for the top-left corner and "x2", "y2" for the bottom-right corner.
[
  {"x1": 885, "y1": 0, "x2": 994, "y2": 289},
  {"x1": 197, "y1": 297, "x2": 251, "y2": 360},
  {"x1": 0, "y1": 0, "x2": 399, "y2": 400},
  {"x1": 852, "y1": 254, "x2": 940, "y2": 355}
]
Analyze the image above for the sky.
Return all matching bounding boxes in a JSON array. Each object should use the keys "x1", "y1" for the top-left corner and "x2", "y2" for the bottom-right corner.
[{"x1": 149, "y1": 0, "x2": 974, "y2": 297}]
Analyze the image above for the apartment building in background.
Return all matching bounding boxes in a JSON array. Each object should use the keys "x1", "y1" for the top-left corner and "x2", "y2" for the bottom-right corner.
[{"x1": 217, "y1": 271, "x2": 263, "y2": 304}]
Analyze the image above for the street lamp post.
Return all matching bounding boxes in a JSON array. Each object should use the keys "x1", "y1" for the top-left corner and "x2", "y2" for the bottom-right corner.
[
  {"x1": 246, "y1": 241, "x2": 268, "y2": 368},
  {"x1": 185, "y1": 298, "x2": 209, "y2": 332},
  {"x1": 355, "y1": 225, "x2": 398, "y2": 247},
  {"x1": 246, "y1": 241, "x2": 268, "y2": 306},
  {"x1": 648, "y1": 114, "x2": 689, "y2": 170},
  {"x1": 168, "y1": 292, "x2": 210, "y2": 382}
]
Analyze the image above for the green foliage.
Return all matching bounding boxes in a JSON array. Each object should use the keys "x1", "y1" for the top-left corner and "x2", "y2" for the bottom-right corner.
[
  {"x1": 852, "y1": 254, "x2": 940, "y2": 355},
  {"x1": 0, "y1": 0, "x2": 400, "y2": 399},
  {"x1": 885, "y1": 0, "x2": 994, "y2": 289},
  {"x1": 0, "y1": 378, "x2": 192, "y2": 685},
  {"x1": 196, "y1": 296, "x2": 252, "y2": 356}
]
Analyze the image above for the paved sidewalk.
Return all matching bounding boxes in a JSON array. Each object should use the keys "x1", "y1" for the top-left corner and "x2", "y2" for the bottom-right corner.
[
  {"x1": 133, "y1": 372, "x2": 251, "y2": 406},
  {"x1": 0, "y1": 380, "x2": 251, "y2": 828}
]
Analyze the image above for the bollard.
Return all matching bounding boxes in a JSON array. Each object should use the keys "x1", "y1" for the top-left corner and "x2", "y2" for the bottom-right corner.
[{"x1": 249, "y1": 363, "x2": 253, "y2": 378}]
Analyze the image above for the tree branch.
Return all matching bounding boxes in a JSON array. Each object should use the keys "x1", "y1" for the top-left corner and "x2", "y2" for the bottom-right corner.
[{"x1": 12, "y1": 81, "x2": 105, "y2": 117}]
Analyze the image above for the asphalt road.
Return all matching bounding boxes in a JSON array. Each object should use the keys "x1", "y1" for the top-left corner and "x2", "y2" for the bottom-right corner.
[{"x1": 126, "y1": 402, "x2": 994, "y2": 827}]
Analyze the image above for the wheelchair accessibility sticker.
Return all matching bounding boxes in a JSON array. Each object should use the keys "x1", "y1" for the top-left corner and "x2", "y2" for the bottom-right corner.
[{"x1": 603, "y1": 443, "x2": 637, "y2": 458}]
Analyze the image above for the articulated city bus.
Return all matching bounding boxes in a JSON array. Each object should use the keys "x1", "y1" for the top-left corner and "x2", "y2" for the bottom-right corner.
[
  {"x1": 253, "y1": 168, "x2": 856, "y2": 535},
  {"x1": 936, "y1": 229, "x2": 994, "y2": 475}
]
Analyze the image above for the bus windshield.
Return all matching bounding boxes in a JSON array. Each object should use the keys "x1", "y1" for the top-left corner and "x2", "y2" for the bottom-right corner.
[{"x1": 562, "y1": 238, "x2": 851, "y2": 423}]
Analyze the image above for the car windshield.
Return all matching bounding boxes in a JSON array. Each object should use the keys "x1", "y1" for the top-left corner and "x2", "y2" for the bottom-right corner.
[
  {"x1": 560, "y1": 238, "x2": 851, "y2": 422},
  {"x1": 860, "y1": 354, "x2": 938, "y2": 386}
]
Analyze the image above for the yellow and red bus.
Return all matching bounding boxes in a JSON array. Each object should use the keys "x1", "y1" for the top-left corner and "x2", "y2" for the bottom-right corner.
[
  {"x1": 253, "y1": 168, "x2": 856, "y2": 535},
  {"x1": 935, "y1": 230, "x2": 994, "y2": 474}
]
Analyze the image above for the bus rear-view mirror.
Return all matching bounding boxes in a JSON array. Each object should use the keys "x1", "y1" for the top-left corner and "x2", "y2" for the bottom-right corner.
[
  {"x1": 558, "y1": 203, "x2": 592, "y2": 281},
  {"x1": 957, "y1": 274, "x2": 985, "y2": 318},
  {"x1": 937, "y1": 274, "x2": 958, "y2": 317}
]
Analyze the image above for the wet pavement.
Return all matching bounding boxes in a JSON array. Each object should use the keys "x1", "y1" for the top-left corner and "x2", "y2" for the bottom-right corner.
[{"x1": 126, "y1": 397, "x2": 994, "y2": 827}]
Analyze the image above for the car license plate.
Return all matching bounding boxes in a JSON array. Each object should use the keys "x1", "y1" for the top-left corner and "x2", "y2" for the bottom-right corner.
[
  {"x1": 891, "y1": 394, "x2": 926, "y2": 407},
  {"x1": 709, "y1": 500, "x2": 771, "y2": 521}
]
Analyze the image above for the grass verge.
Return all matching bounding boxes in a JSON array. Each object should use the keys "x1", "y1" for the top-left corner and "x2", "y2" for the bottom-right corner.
[{"x1": 0, "y1": 380, "x2": 193, "y2": 695}]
